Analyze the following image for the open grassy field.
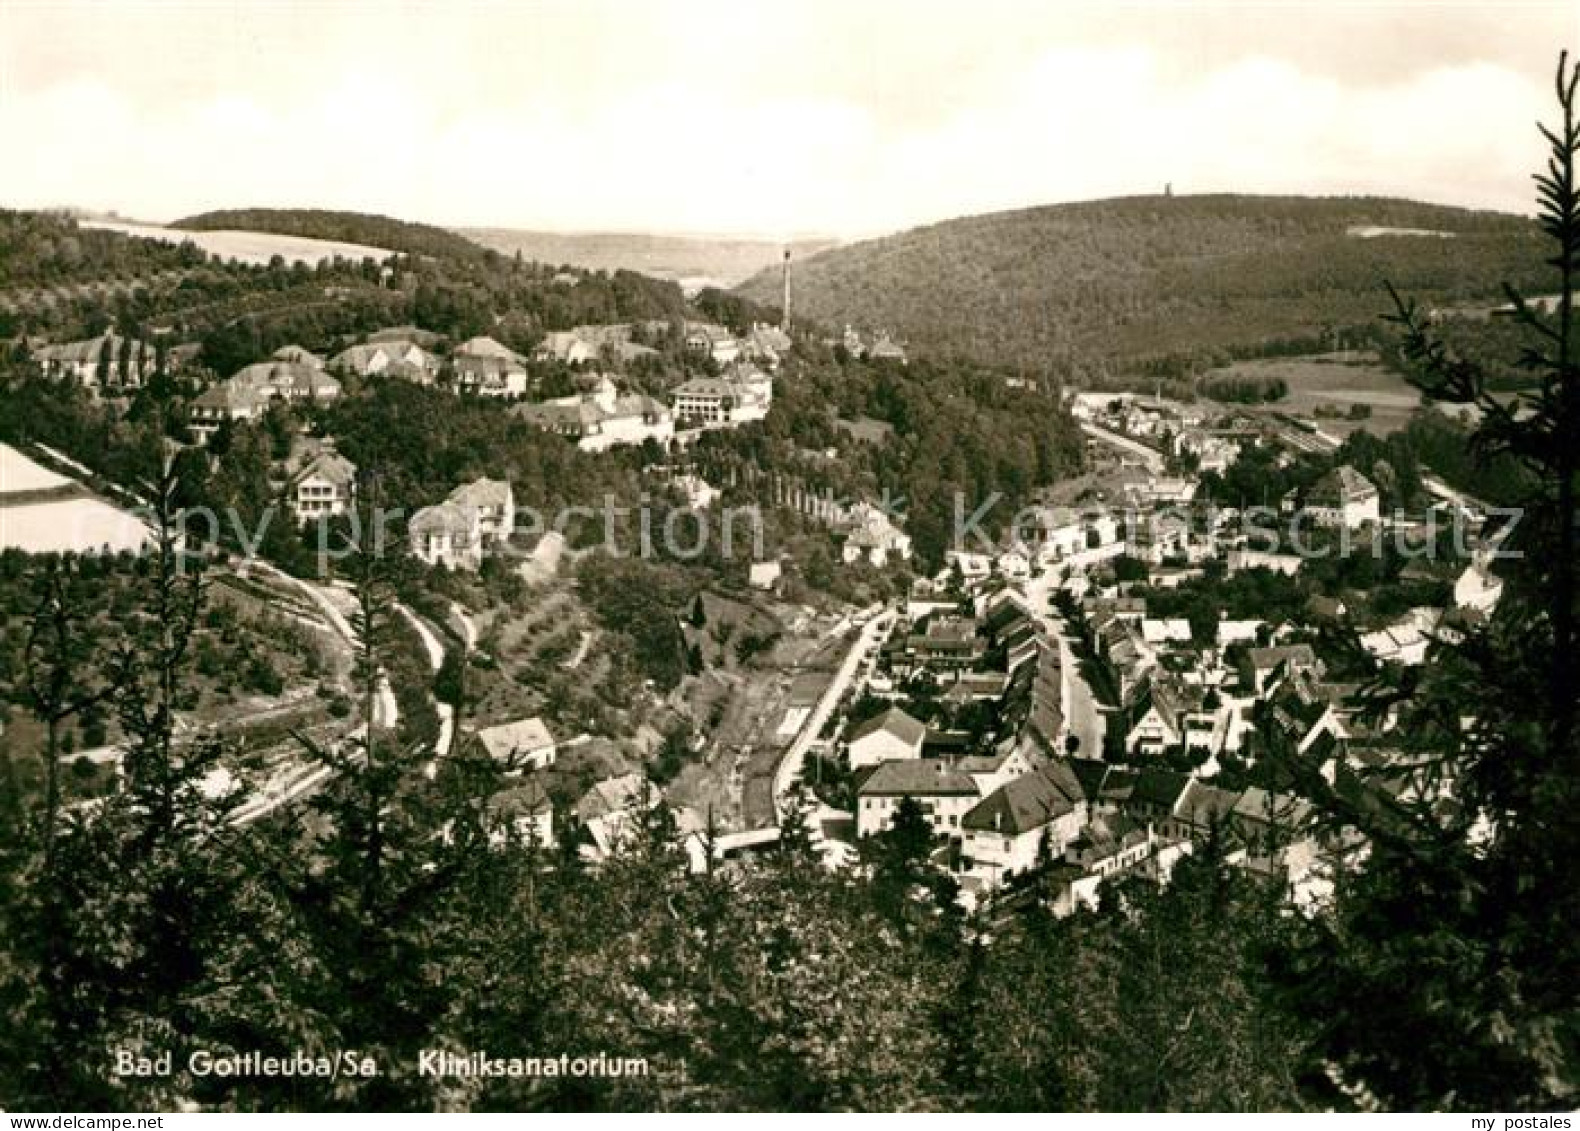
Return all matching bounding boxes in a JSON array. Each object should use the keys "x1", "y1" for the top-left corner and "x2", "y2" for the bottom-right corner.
[
  {"x1": 80, "y1": 219, "x2": 392, "y2": 266},
  {"x1": 1202, "y1": 352, "x2": 1423, "y2": 437}
]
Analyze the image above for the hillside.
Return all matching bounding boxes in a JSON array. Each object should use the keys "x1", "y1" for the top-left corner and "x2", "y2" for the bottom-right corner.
[
  {"x1": 462, "y1": 228, "x2": 838, "y2": 290},
  {"x1": 737, "y1": 194, "x2": 1557, "y2": 377},
  {"x1": 174, "y1": 207, "x2": 490, "y2": 262}
]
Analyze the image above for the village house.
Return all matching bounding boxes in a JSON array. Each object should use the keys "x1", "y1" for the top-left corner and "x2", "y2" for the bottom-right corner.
[
  {"x1": 533, "y1": 330, "x2": 599, "y2": 366},
  {"x1": 409, "y1": 477, "x2": 515, "y2": 569},
  {"x1": 271, "y1": 344, "x2": 324, "y2": 368},
  {"x1": 1306, "y1": 465, "x2": 1381, "y2": 528},
  {"x1": 955, "y1": 745, "x2": 1035, "y2": 799},
  {"x1": 473, "y1": 716, "x2": 556, "y2": 772},
  {"x1": 1244, "y1": 643, "x2": 1322, "y2": 696},
  {"x1": 188, "y1": 381, "x2": 271, "y2": 443},
  {"x1": 409, "y1": 503, "x2": 481, "y2": 570},
  {"x1": 188, "y1": 359, "x2": 342, "y2": 442},
  {"x1": 453, "y1": 353, "x2": 528, "y2": 397},
  {"x1": 36, "y1": 332, "x2": 161, "y2": 390},
  {"x1": 330, "y1": 339, "x2": 441, "y2": 383},
  {"x1": 839, "y1": 501, "x2": 912, "y2": 567},
  {"x1": 961, "y1": 760, "x2": 1089, "y2": 888},
  {"x1": 682, "y1": 322, "x2": 743, "y2": 366},
  {"x1": 748, "y1": 560, "x2": 783, "y2": 591},
  {"x1": 287, "y1": 449, "x2": 357, "y2": 522},
  {"x1": 855, "y1": 760, "x2": 980, "y2": 838},
  {"x1": 576, "y1": 773, "x2": 661, "y2": 861},
  {"x1": 484, "y1": 780, "x2": 555, "y2": 848},
  {"x1": 847, "y1": 706, "x2": 928, "y2": 770},
  {"x1": 517, "y1": 379, "x2": 674, "y2": 452}
]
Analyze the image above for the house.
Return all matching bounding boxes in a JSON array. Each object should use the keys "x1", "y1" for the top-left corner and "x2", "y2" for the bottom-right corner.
[
  {"x1": 671, "y1": 368, "x2": 772, "y2": 429},
  {"x1": 446, "y1": 477, "x2": 516, "y2": 542},
  {"x1": 945, "y1": 551, "x2": 993, "y2": 584},
  {"x1": 1126, "y1": 676, "x2": 1196, "y2": 756},
  {"x1": 855, "y1": 759, "x2": 980, "y2": 838},
  {"x1": 1229, "y1": 787, "x2": 1312, "y2": 858},
  {"x1": 1244, "y1": 644, "x2": 1321, "y2": 696},
  {"x1": 409, "y1": 478, "x2": 515, "y2": 569},
  {"x1": 1307, "y1": 465, "x2": 1381, "y2": 528},
  {"x1": 456, "y1": 336, "x2": 527, "y2": 364},
  {"x1": 1140, "y1": 618, "x2": 1193, "y2": 647},
  {"x1": 188, "y1": 380, "x2": 272, "y2": 443},
  {"x1": 330, "y1": 340, "x2": 440, "y2": 382},
  {"x1": 453, "y1": 354, "x2": 527, "y2": 397},
  {"x1": 961, "y1": 760, "x2": 1089, "y2": 887},
  {"x1": 409, "y1": 503, "x2": 482, "y2": 569},
  {"x1": 894, "y1": 613, "x2": 984, "y2": 677},
  {"x1": 1359, "y1": 606, "x2": 1442, "y2": 666},
  {"x1": 847, "y1": 706, "x2": 928, "y2": 770},
  {"x1": 682, "y1": 322, "x2": 742, "y2": 366},
  {"x1": 36, "y1": 333, "x2": 158, "y2": 390},
  {"x1": 517, "y1": 380, "x2": 674, "y2": 452},
  {"x1": 484, "y1": 780, "x2": 555, "y2": 848},
  {"x1": 229, "y1": 360, "x2": 342, "y2": 403},
  {"x1": 287, "y1": 450, "x2": 357, "y2": 521},
  {"x1": 840, "y1": 501, "x2": 912, "y2": 567},
  {"x1": 576, "y1": 773, "x2": 660, "y2": 861},
  {"x1": 955, "y1": 745, "x2": 1034, "y2": 797},
  {"x1": 474, "y1": 716, "x2": 556, "y2": 772},
  {"x1": 1062, "y1": 812, "x2": 1156, "y2": 879},
  {"x1": 533, "y1": 331, "x2": 598, "y2": 366},
  {"x1": 743, "y1": 322, "x2": 792, "y2": 366}
]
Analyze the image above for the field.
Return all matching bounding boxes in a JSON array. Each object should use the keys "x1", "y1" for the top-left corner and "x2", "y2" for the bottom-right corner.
[
  {"x1": 1, "y1": 444, "x2": 154, "y2": 554},
  {"x1": 1202, "y1": 352, "x2": 1423, "y2": 437},
  {"x1": 80, "y1": 219, "x2": 393, "y2": 267}
]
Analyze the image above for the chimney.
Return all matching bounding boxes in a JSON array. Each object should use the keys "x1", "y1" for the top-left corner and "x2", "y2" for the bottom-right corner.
[{"x1": 781, "y1": 249, "x2": 792, "y2": 333}]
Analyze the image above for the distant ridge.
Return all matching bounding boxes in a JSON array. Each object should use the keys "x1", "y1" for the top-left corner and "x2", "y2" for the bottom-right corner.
[
  {"x1": 735, "y1": 193, "x2": 1555, "y2": 372},
  {"x1": 175, "y1": 208, "x2": 490, "y2": 262}
]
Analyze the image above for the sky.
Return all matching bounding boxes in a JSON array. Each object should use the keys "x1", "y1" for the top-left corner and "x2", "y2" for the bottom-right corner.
[{"x1": 1, "y1": 1, "x2": 1576, "y2": 239}]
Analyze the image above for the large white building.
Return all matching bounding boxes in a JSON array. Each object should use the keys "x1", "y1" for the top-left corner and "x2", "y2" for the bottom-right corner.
[
  {"x1": 518, "y1": 379, "x2": 674, "y2": 452},
  {"x1": 855, "y1": 760, "x2": 981, "y2": 838},
  {"x1": 671, "y1": 367, "x2": 772, "y2": 429}
]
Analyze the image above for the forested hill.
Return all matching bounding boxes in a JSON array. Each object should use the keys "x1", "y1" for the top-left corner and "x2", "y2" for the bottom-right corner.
[
  {"x1": 173, "y1": 208, "x2": 490, "y2": 262},
  {"x1": 737, "y1": 194, "x2": 1556, "y2": 378}
]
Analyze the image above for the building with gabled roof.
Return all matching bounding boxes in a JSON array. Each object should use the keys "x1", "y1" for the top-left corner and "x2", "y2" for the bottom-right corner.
[
  {"x1": 961, "y1": 759, "x2": 1088, "y2": 887},
  {"x1": 517, "y1": 381, "x2": 674, "y2": 452},
  {"x1": 409, "y1": 502, "x2": 482, "y2": 570},
  {"x1": 473, "y1": 716, "x2": 556, "y2": 772},
  {"x1": 855, "y1": 759, "x2": 980, "y2": 838},
  {"x1": 847, "y1": 706, "x2": 928, "y2": 770},
  {"x1": 484, "y1": 779, "x2": 554, "y2": 848},
  {"x1": 287, "y1": 450, "x2": 357, "y2": 521},
  {"x1": 1306, "y1": 464, "x2": 1380, "y2": 528}
]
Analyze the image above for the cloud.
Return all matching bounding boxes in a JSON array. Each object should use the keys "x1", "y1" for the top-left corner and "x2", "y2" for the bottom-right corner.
[{"x1": 0, "y1": 4, "x2": 1566, "y2": 236}]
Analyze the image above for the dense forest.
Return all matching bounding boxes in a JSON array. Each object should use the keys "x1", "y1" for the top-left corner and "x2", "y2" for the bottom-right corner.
[{"x1": 738, "y1": 195, "x2": 1557, "y2": 381}]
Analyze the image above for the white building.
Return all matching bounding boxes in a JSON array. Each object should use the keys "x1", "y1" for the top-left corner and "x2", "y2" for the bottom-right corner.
[
  {"x1": 518, "y1": 379, "x2": 674, "y2": 452},
  {"x1": 855, "y1": 760, "x2": 980, "y2": 838},
  {"x1": 287, "y1": 451, "x2": 357, "y2": 522},
  {"x1": 474, "y1": 716, "x2": 557, "y2": 772},
  {"x1": 847, "y1": 706, "x2": 927, "y2": 770}
]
